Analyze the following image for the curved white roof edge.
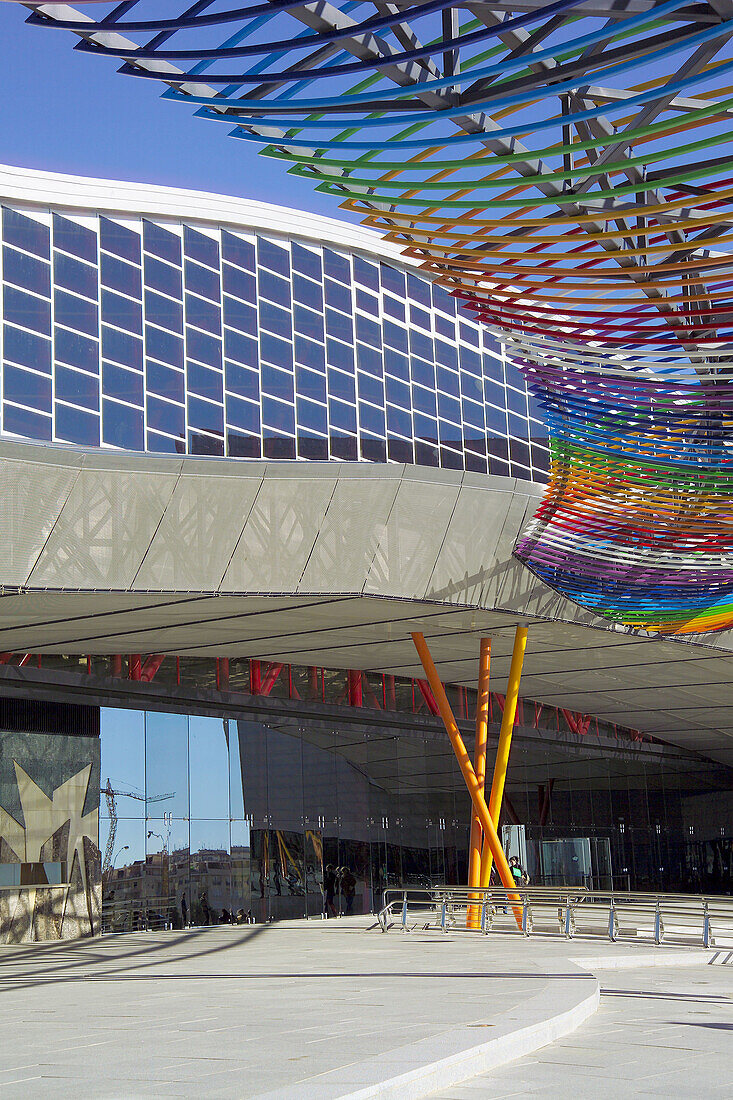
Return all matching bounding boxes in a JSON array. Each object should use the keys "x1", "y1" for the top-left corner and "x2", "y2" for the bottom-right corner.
[{"x1": 0, "y1": 162, "x2": 428, "y2": 273}]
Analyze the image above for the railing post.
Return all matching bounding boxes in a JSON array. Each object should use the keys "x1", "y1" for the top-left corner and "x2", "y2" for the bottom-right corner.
[
  {"x1": 522, "y1": 895, "x2": 530, "y2": 936},
  {"x1": 480, "y1": 897, "x2": 487, "y2": 934},
  {"x1": 401, "y1": 893, "x2": 408, "y2": 931},
  {"x1": 441, "y1": 900, "x2": 447, "y2": 933},
  {"x1": 564, "y1": 897, "x2": 574, "y2": 939},
  {"x1": 608, "y1": 903, "x2": 618, "y2": 942},
  {"x1": 703, "y1": 901, "x2": 713, "y2": 948},
  {"x1": 654, "y1": 901, "x2": 663, "y2": 945}
]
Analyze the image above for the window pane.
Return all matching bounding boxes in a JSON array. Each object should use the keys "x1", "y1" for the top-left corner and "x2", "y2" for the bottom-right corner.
[
  {"x1": 381, "y1": 265, "x2": 405, "y2": 297},
  {"x1": 353, "y1": 256, "x2": 379, "y2": 291},
  {"x1": 188, "y1": 395, "x2": 224, "y2": 434},
  {"x1": 147, "y1": 395, "x2": 185, "y2": 436},
  {"x1": 4, "y1": 246, "x2": 50, "y2": 297},
  {"x1": 221, "y1": 231, "x2": 254, "y2": 271},
  {"x1": 184, "y1": 226, "x2": 219, "y2": 269},
  {"x1": 262, "y1": 395, "x2": 295, "y2": 434},
  {"x1": 3, "y1": 286, "x2": 51, "y2": 335},
  {"x1": 3, "y1": 207, "x2": 49, "y2": 259},
  {"x1": 3, "y1": 364, "x2": 51, "y2": 412},
  {"x1": 100, "y1": 217, "x2": 140, "y2": 264},
  {"x1": 55, "y1": 365, "x2": 99, "y2": 409},
  {"x1": 4, "y1": 324, "x2": 51, "y2": 372},
  {"x1": 55, "y1": 402, "x2": 100, "y2": 446},
  {"x1": 292, "y1": 243, "x2": 321, "y2": 281},
  {"x1": 54, "y1": 252, "x2": 97, "y2": 299},
  {"x1": 188, "y1": 361, "x2": 223, "y2": 403},
  {"x1": 3, "y1": 402, "x2": 51, "y2": 440},
  {"x1": 101, "y1": 398, "x2": 143, "y2": 448},
  {"x1": 101, "y1": 253, "x2": 142, "y2": 298},
  {"x1": 258, "y1": 237, "x2": 289, "y2": 276},
  {"x1": 145, "y1": 712, "x2": 189, "y2": 819},
  {"x1": 101, "y1": 290, "x2": 141, "y2": 335},
  {"x1": 146, "y1": 324, "x2": 184, "y2": 369},
  {"x1": 226, "y1": 394, "x2": 260, "y2": 434},
  {"x1": 145, "y1": 290, "x2": 183, "y2": 333},
  {"x1": 226, "y1": 361, "x2": 260, "y2": 402},
  {"x1": 147, "y1": 360, "x2": 185, "y2": 403},
  {"x1": 53, "y1": 214, "x2": 96, "y2": 262},
  {"x1": 224, "y1": 296, "x2": 257, "y2": 336},
  {"x1": 103, "y1": 361, "x2": 144, "y2": 405},
  {"x1": 102, "y1": 325, "x2": 142, "y2": 369},
  {"x1": 144, "y1": 255, "x2": 182, "y2": 299},
  {"x1": 144, "y1": 220, "x2": 181, "y2": 265},
  {"x1": 222, "y1": 264, "x2": 256, "y2": 303},
  {"x1": 261, "y1": 363, "x2": 294, "y2": 403},
  {"x1": 56, "y1": 290, "x2": 99, "y2": 336},
  {"x1": 187, "y1": 327, "x2": 222, "y2": 369},
  {"x1": 185, "y1": 260, "x2": 220, "y2": 302},
  {"x1": 224, "y1": 329, "x2": 257, "y2": 367}
]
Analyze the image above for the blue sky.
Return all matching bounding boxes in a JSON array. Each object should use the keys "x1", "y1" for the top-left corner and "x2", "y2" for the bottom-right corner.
[{"x1": 0, "y1": 7, "x2": 349, "y2": 218}]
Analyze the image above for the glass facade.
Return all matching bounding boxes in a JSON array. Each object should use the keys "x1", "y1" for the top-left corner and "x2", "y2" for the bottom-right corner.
[
  {"x1": 0, "y1": 202, "x2": 549, "y2": 480},
  {"x1": 100, "y1": 701, "x2": 733, "y2": 927}
]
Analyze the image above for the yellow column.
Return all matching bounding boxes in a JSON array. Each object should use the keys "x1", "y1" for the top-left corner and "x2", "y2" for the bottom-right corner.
[
  {"x1": 467, "y1": 637, "x2": 491, "y2": 928},
  {"x1": 411, "y1": 632, "x2": 523, "y2": 928},
  {"x1": 480, "y1": 626, "x2": 528, "y2": 889}
]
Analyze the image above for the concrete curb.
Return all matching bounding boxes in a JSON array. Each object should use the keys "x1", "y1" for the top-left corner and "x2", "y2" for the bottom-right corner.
[{"x1": 255, "y1": 969, "x2": 600, "y2": 1100}]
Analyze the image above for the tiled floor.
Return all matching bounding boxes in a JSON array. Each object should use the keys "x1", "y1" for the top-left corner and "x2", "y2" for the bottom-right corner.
[
  {"x1": 432, "y1": 964, "x2": 733, "y2": 1098},
  {"x1": 0, "y1": 919, "x2": 552, "y2": 1098}
]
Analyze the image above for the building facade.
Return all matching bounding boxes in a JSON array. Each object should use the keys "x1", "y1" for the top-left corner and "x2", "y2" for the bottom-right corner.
[
  {"x1": 0, "y1": 165, "x2": 731, "y2": 942},
  {"x1": 0, "y1": 164, "x2": 548, "y2": 479}
]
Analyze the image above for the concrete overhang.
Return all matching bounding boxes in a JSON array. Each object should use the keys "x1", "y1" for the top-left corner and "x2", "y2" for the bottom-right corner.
[{"x1": 1, "y1": 439, "x2": 733, "y2": 766}]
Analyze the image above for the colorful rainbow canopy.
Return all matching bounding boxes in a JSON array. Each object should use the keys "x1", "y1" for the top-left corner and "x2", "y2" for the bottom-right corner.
[{"x1": 18, "y1": 0, "x2": 733, "y2": 633}]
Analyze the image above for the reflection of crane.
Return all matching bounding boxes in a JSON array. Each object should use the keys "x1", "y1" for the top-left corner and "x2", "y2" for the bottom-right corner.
[{"x1": 102, "y1": 779, "x2": 173, "y2": 875}]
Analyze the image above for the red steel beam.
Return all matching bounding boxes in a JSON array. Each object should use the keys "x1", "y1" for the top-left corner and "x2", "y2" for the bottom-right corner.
[
  {"x1": 140, "y1": 655, "x2": 166, "y2": 683},
  {"x1": 259, "y1": 662, "x2": 283, "y2": 697},
  {"x1": 416, "y1": 678, "x2": 440, "y2": 716},
  {"x1": 348, "y1": 669, "x2": 363, "y2": 707}
]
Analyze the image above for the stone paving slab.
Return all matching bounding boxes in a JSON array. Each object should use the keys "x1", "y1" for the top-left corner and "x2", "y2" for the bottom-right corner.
[
  {"x1": 430, "y1": 963, "x2": 733, "y2": 1099},
  {"x1": 0, "y1": 919, "x2": 597, "y2": 1099}
]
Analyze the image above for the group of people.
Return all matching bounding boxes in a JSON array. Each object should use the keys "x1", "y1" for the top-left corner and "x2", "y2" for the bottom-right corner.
[
  {"x1": 180, "y1": 891, "x2": 255, "y2": 927},
  {"x1": 322, "y1": 864, "x2": 357, "y2": 917}
]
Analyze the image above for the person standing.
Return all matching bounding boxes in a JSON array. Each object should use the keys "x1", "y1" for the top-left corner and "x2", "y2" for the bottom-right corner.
[
  {"x1": 323, "y1": 864, "x2": 337, "y2": 918},
  {"x1": 341, "y1": 867, "x2": 356, "y2": 915}
]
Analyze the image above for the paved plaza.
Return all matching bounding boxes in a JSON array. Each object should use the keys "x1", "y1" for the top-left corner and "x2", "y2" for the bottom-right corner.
[{"x1": 0, "y1": 918, "x2": 730, "y2": 1098}]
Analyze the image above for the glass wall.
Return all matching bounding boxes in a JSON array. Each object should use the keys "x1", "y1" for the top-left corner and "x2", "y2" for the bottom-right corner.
[
  {"x1": 100, "y1": 702, "x2": 733, "y2": 924},
  {"x1": 0, "y1": 203, "x2": 549, "y2": 481}
]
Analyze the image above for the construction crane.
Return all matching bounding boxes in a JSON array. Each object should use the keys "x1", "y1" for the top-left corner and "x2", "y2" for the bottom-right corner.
[{"x1": 102, "y1": 779, "x2": 174, "y2": 876}]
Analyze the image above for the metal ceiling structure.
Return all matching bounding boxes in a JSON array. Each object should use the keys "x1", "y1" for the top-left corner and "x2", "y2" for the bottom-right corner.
[
  {"x1": 2, "y1": 440, "x2": 733, "y2": 767},
  {"x1": 11, "y1": 0, "x2": 733, "y2": 638}
]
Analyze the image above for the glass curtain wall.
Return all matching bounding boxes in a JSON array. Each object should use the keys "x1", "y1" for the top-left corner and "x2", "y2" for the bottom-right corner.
[{"x1": 100, "y1": 705, "x2": 733, "y2": 923}]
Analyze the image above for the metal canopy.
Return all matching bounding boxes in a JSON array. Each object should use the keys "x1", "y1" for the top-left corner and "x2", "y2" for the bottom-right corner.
[{"x1": 1, "y1": 439, "x2": 733, "y2": 764}]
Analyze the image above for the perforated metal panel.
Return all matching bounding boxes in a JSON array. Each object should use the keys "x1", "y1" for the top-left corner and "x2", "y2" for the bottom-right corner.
[
  {"x1": 0, "y1": 456, "x2": 81, "y2": 586},
  {"x1": 299, "y1": 472, "x2": 401, "y2": 593},
  {"x1": 28, "y1": 467, "x2": 178, "y2": 590},
  {"x1": 426, "y1": 485, "x2": 515, "y2": 606},
  {"x1": 222, "y1": 472, "x2": 336, "y2": 593},
  {"x1": 133, "y1": 472, "x2": 264, "y2": 592},
  {"x1": 364, "y1": 473, "x2": 460, "y2": 598}
]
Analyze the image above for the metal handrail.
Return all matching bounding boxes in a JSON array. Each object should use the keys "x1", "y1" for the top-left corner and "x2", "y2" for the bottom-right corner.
[{"x1": 377, "y1": 885, "x2": 733, "y2": 948}]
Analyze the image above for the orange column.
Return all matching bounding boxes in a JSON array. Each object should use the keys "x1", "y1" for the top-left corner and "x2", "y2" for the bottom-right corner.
[
  {"x1": 411, "y1": 632, "x2": 522, "y2": 928},
  {"x1": 467, "y1": 637, "x2": 491, "y2": 928},
  {"x1": 480, "y1": 626, "x2": 529, "y2": 888}
]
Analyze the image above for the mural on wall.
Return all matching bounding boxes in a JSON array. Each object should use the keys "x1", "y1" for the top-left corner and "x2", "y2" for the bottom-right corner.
[{"x1": 0, "y1": 731, "x2": 100, "y2": 943}]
